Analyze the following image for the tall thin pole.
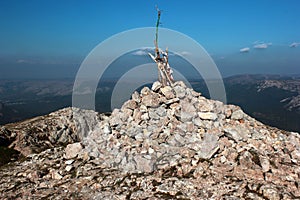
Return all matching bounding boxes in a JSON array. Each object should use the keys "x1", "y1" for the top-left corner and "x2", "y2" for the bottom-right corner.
[{"x1": 155, "y1": 6, "x2": 161, "y2": 58}]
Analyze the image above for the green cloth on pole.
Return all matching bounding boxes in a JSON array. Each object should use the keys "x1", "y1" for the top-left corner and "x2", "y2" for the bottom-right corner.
[{"x1": 155, "y1": 9, "x2": 161, "y2": 48}]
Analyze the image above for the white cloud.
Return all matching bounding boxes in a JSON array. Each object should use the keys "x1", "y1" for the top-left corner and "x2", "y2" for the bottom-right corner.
[
  {"x1": 14, "y1": 57, "x2": 81, "y2": 66},
  {"x1": 140, "y1": 47, "x2": 155, "y2": 51},
  {"x1": 180, "y1": 51, "x2": 191, "y2": 56},
  {"x1": 132, "y1": 47, "x2": 157, "y2": 56},
  {"x1": 253, "y1": 40, "x2": 268, "y2": 45},
  {"x1": 132, "y1": 50, "x2": 148, "y2": 56},
  {"x1": 251, "y1": 41, "x2": 272, "y2": 49},
  {"x1": 254, "y1": 43, "x2": 268, "y2": 49},
  {"x1": 131, "y1": 47, "x2": 155, "y2": 56},
  {"x1": 240, "y1": 47, "x2": 250, "y2": 53},
  {"x1": 16, "y1": 59, "x2": 35, "y2": 64},
  {"x1": 132, "y1": 47, "x2": 180, "y2": 57},
  {"x1": 289, "y1": 42, "x2": 300, "y2": 48},
  {"x1": 175, "y1": 51, "x2": 191, "y2": 56}
]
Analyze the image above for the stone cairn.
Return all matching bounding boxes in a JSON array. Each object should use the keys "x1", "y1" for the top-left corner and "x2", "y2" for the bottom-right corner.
[
  {"x1": 0, "y1": 8, "x2": 299, "y2": 197},
  {"x1": 1, "y1": 81, "x2": 299, "y2": 199}
]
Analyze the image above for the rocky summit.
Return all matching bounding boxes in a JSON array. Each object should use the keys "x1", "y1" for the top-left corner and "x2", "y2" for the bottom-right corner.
[{"x1": 0, "y1": 81, "x2": 300, "y2": 199}]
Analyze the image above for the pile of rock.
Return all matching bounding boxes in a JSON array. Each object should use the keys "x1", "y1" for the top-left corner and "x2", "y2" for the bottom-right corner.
[
  {"x1": 0, "y1": 107, "x2": 101, "y2": 157},
  {"x1": 0, "y1": 81, "x2": 299, "y2": 199}
]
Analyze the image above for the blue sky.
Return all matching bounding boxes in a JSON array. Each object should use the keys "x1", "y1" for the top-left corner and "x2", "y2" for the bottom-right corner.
[{"x1": 0, "y1": 0, "x2": 299, "y2": 79}]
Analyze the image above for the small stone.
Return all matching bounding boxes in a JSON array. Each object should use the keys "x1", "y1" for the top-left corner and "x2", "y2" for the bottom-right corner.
[
  {"x1": 141, "y1": 87, "x2": 151, "y2": 96},
  {"x1": 224, "y1": 127, "x2": 249, "y2": 142},
  {"x1": 103, "y1": 124, "x2": 111, "y2": 134},
  {"x1": 142, "y1": 94, "x2": 160, "y2": 108},
  {"x1": 65, "y1": 159, "x2": 74, "y2": 165},
  {"x1": 27, "y1": 171, "x2": 39, "y2": 181},
  {"x1": 39, "y1": 182, "x2": 48, "y2": 188},
  {"x1": 148, "y1": 147, "x2": 155, "y2": 154},
  {"x1": 224, "y1": 107, "x2": 232, "y2": 118},
  {"x1": 141, "y1": 113, "x2": 150, "y2": 121},
  {"x1": 186, "y1": 122, "x2": 195, "y2": 132},
  {"x1": 65, "y1": 165, "x2": 73, "y2": 172},
  {"x1": 120, "y1": 109, "x2": 133, "y2": 121},
  {"x1": 220, "y1": 155, "x2": 227, "y2": 163},
  {"x1": 191, "y1": 90, "x2": 201, "y2": 97},
  {"x1": 65, "y1": 143, "x2": 83, "y2": 159},
  {"x1": 262, "y1": 187, "x2": 280, "y2": 200},
  {"x1": 181, "y1": 101, "x2": 197, "y2": 113},
  {"x1": 151, "y1": 81, "x2": 162, "y2": 91},
  {"x1": 131, "y1": 91, "x2": 140, "y2": 103},
  {"x1": 165, "y1": 98, "x2": 180, "y2": 105},
  {"x1": 133, "y1": 109, "x2": 142, "y2": 121},
  {"x1": 135, "y1": 133, "x2": 144, "y2": 141},
  {"x1": 291, "y1": 150, "x2": 300, "y2": 162},
  {"x1": 196, "y1": 101, "x2": 214, "y2": 112},
  {"x1": 149, "y1": 109, "x2": 160, "y2": 120},
  {"x1": 51, "y1": 171, "x2": 63, "y2": 180},
  {"x1": 109, "y1": 116, "x2": 122, "y2": 127},
  {"x1": 143, "y1": 155, "x2": 152, "y2": 160},
  {"x1": 180, "y1": 111, "x2": 194, "y2": 122},
  {"x1": 127, "y1": 124, "x2": 142, "y2": 137},
  {"x1": 198, "y1": 112, "x2": 218, "y2": 121},
  {"x1": 175, "y1": 133, "x2": 185, "y2": 143},
  {"x1": 198, "y1": 133, "x2": 219, "y2": 159},
  {"x1": 134, "y1": 155, "x2": 155, "y2": 173},
  {"x1": 156, "y1": 106, "x2": 167, "y2": 117},
  {"x1": 174, "y1": 85, "x2": 186, "y2": 98},
  {"x1": 260, "y1": 156, "x2": 270, "y2": 172},
  {"x1": 140, "y1": 105, "x2": 148, "y2": 112},
  {"x1": 231, "y1": 109, "x2": 245, "y2": 120},
  {"x1": 160, "y1": 86, "x2": 175, "y2": 99},
  {"x1": 177, "y1": 123, "x2": 187, "y2": 133},
  {"x1": 121, "y1": 99, "x2": 137, "y2": 110},
  {"x1": 193, "y1": 117, "x2": 203, "y2": 127},
  {"x1": 174, "y1": 81, "x2": 186, "y2": 88},
  {"x1": 57, "y1": 131, "x2": 69, "y2": 144},
  {"x1": 80, "y1": 151, "x2": 90, "y2": 161}
]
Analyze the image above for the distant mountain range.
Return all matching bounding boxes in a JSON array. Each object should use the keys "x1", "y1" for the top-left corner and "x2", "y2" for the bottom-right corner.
[
  {"x1": 0, "y1": 74, "x2": 299, "y2": 132},
  {"x1": 1, "y1": 80, "x2": 299, "y2": 198},
  {"x1": 223, "y1": 74, "x2": 300, "y2": 132}
]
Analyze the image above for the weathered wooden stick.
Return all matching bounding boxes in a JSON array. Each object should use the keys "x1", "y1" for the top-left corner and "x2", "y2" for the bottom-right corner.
[{"x1": 148, "y1": 6, "x2": 174, "y2": 87}]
